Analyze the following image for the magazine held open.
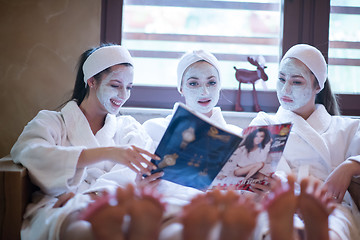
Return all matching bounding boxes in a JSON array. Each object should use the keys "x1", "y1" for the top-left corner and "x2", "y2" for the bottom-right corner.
[{"x1": 150, "y1": 103, "x2": 292, "y2": 192}]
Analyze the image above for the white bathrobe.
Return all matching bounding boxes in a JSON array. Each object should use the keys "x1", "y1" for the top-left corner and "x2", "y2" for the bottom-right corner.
[
  {"x1": 10, "y1": 101, "x2": 155, "y2": 240},
  {"x1": 250, "y1": 104, "x2": 360, "y2": 240},
  {"x1": 143, "y1": 103, "x2": 243, "y2": 147}
]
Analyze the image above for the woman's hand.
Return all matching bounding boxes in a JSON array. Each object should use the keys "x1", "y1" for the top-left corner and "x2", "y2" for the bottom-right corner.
[
  {"x1": 251, "y1": 182, "x2": 271, "y2": 202},
  {"x1": 53, "y1": 192, "x2": 75, "y2": 208},
  {"x1": 135, "y1": 171, "x2": 164, "y2": 189},
  {"x1": 112, "y1": 145, "x2": 159, "y2": 175},
  {"x1": 250, "y1": 174, "x2": 278, "y2": 202},
  {"x1": 324, "y1": 160, "x2": 360, "y2": 203},
  {"x1": 78, "y1": 145, "x2": 160, "y2": 176}
]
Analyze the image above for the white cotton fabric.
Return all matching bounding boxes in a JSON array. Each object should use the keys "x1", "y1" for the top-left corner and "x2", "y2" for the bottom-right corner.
[
  {"x1": 143, "y1": 102, "x2": 243, "y2": 147},
  {"x1": 177, "y1": 50, "x2": 221, "y2": 93},
  {"x1": 250, "y1": 104, "x2": 360, "y2": 239},
  {"x1": 10, "y1": 100, "x2": 155, "y2": 240},
  {"x1": 83, "y1": 45, "x2": 134, "y2": 85},
  {"x1": 282, "y1": 44, "x2": 327, "y2": 90}
]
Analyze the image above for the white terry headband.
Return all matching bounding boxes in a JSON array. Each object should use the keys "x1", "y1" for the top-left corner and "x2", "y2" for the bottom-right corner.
[
  {"x1": 177, "y1": 50, "x2": 221, "y2": 93},
  {"x1": 281, "y1": 44, "x2": 327, "y2": 91},
  {"x1": 83, "y1": 45, "x2": 134, "y2": 86}
]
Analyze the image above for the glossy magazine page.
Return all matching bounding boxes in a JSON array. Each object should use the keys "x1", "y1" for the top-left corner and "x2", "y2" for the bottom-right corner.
[
  {"x1": 150, "y1": 103, "x2": 243, "y2": 191},
  {"x1": 209, "y1": 123, "x2": 292, "y2": 191}
]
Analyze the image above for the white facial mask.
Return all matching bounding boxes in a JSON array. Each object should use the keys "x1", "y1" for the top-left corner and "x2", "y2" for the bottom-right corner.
[
  {"x1": 181, "y1": 61, "x2": 221, "y2": 115},
  {"x1": 96, "y1": 65, "x2": 134, "y2": 115},
  {"x1": 276, "y1": 58, "x2": 315, "y2": 111}
]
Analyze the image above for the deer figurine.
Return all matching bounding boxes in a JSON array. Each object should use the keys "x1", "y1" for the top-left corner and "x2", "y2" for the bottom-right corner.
[{"x1": 233, "y1": 56, "x2": 268, "y2": 112}]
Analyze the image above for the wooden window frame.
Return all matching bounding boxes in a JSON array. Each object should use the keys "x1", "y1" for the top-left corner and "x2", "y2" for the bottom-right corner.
[{"x1": 101, "y1": 0, "x2": 360, "y2": 115}]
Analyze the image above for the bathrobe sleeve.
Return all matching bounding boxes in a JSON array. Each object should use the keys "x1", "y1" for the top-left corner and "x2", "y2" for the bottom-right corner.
[
  {"x1": 11, "y1": 110, "x2": 84, "y2": 196},
  {"x1": 343, "y1": 117, "x2": 360, "y2": 165},
  {"x1": 88, "y1": 116, "x2": 157, "y2": 191},
  {"x1": 142, "y1": 116, "x2": 171, "y2": 147},
  {"x1": 115, "y1": 115, "x2": 156, "y2": 152}
]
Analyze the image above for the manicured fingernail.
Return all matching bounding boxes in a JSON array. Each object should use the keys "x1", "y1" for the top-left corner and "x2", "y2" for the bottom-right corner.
[
  {"x1": 155, "y1": 156, "x2": 161, "y2": 160},
  {"x1": 153, "y1": 165, "x2": 157, "y2": 170}
]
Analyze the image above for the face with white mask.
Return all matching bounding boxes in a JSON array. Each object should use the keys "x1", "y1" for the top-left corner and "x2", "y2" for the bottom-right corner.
[
  {"x1": 277, "y1": 58, "x2": 319, "y2": 115},
  {"x1": 180, "y1": 61, "x2": 221, "y2": 117},
  {"x1": 95, "y1": 64, "x2": 134, "y2": 115}
]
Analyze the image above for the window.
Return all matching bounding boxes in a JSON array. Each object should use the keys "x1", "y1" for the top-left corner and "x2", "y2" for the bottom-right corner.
[
  {"x1": 101, "y1": 0, "x2": 360, "y2": 115},
  {"x1": 329, "y1": 0, "x2": 360, "y2": 94},
  {"x1": 122, "y1": 0, "x2": 281, "y2": 92}
]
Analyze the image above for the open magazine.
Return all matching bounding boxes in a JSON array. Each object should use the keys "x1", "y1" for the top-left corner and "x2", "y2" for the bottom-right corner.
[
  {"x1": 209, "y1": 123, "x2": 292, "y2": 191},
  {"x1": 150, "y1": 103, "x2": 291, "y2": 192}
]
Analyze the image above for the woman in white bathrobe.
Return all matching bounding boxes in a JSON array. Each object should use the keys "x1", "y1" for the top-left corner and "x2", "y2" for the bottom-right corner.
[
  {"x1": 143, "y1": 50, "x2": 243, "y2": 146},
  {"x1": 141, "y1": 50, "x2": 243, "y2": 239},
  {"x1": 250, "y1": 44, "x2": 360, "y2": 240},
  {"x1": 10, "y1": 44, "x2": 159, "y2": 240},
  {"x1": 142, "y1": 50, "x2": 242, "y2": 191}
]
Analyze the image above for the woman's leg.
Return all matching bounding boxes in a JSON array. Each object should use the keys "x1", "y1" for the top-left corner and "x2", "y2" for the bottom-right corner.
[{"x1": 234, "y1": 162, "x2": 265, "y2": 180}]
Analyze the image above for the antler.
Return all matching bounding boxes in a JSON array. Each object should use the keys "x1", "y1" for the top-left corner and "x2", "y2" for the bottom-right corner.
[
  {"x1": 247, "y1": 56, "x2": 266, "y2": 67},
  {"x1": 247, "y1": 56, "x2": 258, "y2": 66}
]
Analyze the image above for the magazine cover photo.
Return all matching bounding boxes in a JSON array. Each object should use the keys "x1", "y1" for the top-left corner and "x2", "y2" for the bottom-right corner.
[{"x1": 209, "y1": 123, "x2": 292, "y2": 191}]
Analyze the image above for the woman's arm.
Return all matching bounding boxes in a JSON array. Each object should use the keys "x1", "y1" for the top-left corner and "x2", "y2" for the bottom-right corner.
[
  {"x1": 324, "y1": 159, "x2": 360, "y2": 202},
  {"x1": 10, "y1": 111, "x2": 85, "y2": 195},
  {"x1": 77, "y1": 146, "x2": 159, "y2": 175}
]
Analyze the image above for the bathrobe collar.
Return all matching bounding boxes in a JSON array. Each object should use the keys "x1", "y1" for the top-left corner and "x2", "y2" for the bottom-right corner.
[
  {"x1": 172, "y1": 102, "x2": 227, "y2": 127},
  {"x1": 276, "y1": 104, "x2": 332, "y2": 164},
  {"x1": 61, "y1": 101, "x2": 117, "y2": 148},
  {"x1": 209, "y1": 107, "x2": 228, "y2": 128}
]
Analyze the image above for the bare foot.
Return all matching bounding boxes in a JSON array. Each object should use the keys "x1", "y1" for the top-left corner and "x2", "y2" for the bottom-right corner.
[
  {"x1": 80, "y1": 191, "x2": 126, "y2": 240},
  {"x1": 79, "y1": 184, "x2": 165, "y2": 240},
  {"x1": 126, "y1": 187, "x2": 165, "y2": 240},
  {"x1": 219, "y1": 192, "x2": 259, "y2": 240},
  {"x1": 263, "y1": 175, "x2": 297, "y2": 240},
  {"x1": 182, "y1": 190, "x2": 259, "y2": 240},
  {"x1": 298, "y1": 178, "x2": 336, "y2": 240},
  {"x1": 181, "y1": 192, "x2": 220, "y2": 240}
]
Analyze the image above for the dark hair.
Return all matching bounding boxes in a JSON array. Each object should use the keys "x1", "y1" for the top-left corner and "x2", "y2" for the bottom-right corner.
[
  {"x1": 71, "y1": 43, "x2": 118, "y2": 105},
  {"x1": 241, "y1": 128, "x2": 271, "y2": 153},
  {"x1": 313, "y1": 77, "x2": 340, "y2": 115}
]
